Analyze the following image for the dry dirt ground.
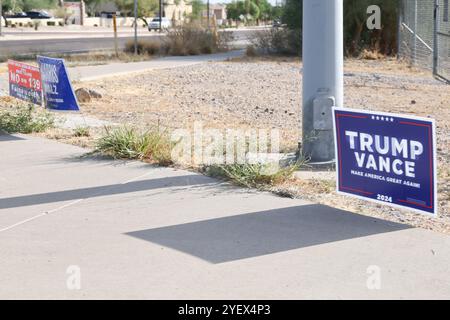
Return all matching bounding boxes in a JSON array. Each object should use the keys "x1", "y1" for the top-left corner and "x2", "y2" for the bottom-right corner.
[{"x1": 2, "y1": 56, "x2": 450, "y2": 234}]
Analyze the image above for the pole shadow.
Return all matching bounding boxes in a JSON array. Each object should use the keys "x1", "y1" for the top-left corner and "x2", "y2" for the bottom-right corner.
[{"x1": 0, "y1": 174, "x2": 217, "y2": 210}]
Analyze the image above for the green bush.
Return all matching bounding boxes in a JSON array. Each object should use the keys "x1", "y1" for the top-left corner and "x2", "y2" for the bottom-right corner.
[
  {"x1": 0, "y1": 105, "x2": 54, "y2": 134},
  {"x1": 73, "y1": 126, "x2": 90, "y2": 137},
  {"x1": 94, "y1": 126, "x2": 174, "y2": 166},
  {"x1": 282, "y1": 0, "x2": 399, "y2": 56},
  {"x1": 282, "y1": 0, "x2": 302, "y2": 30}
]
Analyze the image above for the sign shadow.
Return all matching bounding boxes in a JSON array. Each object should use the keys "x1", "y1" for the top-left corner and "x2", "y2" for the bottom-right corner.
[{"x1": 126, "y1": 204, "x2": 411, "y2": 264}]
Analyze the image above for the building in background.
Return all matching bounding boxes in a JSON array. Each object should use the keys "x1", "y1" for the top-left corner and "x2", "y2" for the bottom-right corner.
[
  {"x1": 211, "y1": 4, "x2": 227, "y2": 25},
  {"x1": 63, "y1": 1, "x2": 86, "y2": 25},
  {"x1": 203, "y1": 3, "x2": 227, "y2": 26},
  {"x1": 87, "y1": 1, "x2": 119, "y2": 17},
  {"x1": 163, "y1": 0, "x2": 193, "y2": 24}
]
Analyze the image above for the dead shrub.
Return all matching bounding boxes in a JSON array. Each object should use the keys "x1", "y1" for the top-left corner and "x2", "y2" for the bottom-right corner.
[
  {"x1": 251, "y1": 28, "x2": 301, "y2": 56},
  {"x1": 162, "y1": 24, "x2": 233, "y2": 56},
  {"x1": 125, "y1": 40, "x2": 161, "y2": 55},
  {"x1": 359, "y1": 49, "x2": 386, "y2": 60},
  {"x1": 246, "y1": 45, "x2": 258, "y2": 57}
]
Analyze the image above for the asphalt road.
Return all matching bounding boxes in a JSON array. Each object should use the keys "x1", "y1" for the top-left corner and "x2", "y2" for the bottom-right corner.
[
  {"x1": 0, "y1": 29, "x2": 256, "y2": 57},
  {"x1": 0, "y1": 35, "x2": 164, "y2": 57}
]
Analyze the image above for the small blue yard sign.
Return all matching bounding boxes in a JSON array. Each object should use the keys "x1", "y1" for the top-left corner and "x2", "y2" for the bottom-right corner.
[
  {"x1": 37, "y1": 56, "x2": 79, "y2": 111},
  {"x1": 333, "y1": 107, "x2": 437, "y2": 216}
]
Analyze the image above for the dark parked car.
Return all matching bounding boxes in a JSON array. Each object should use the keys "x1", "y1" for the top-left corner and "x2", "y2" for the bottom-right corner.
[
  {"x1": 99, "y1": 12, "x2": 122, "y2": 19},
  {"x1": 6, "y1": 12, "x2": 28, "y2": 18},
  {"x1": 26, "y1": 11, "x2": 52, "y2": 19}
]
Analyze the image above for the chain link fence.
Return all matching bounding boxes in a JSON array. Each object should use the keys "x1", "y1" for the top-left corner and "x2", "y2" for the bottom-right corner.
[
  {"x1": 436, "y1": 0, "x2": 450, "y2": 81},
  {"x1": 398, "y1": 0, "x2": 450, "y2": 82}
]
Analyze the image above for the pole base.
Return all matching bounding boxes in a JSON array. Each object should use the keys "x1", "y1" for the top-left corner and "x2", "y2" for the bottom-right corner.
[{"x1": 305, "y1": 160, "x2": 336, "y2": 171}]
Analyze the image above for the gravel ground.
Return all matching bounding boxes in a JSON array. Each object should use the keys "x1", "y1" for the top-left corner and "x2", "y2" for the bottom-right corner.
[
  {"x1": 78, "y1": 58, "x2": 302, "y2": 152},
  {"x1": 2, "y1": 56, "x2": 449, "y2": 233},
  {"x1": 75, "y1": 57, "x2": 450, "y2": 234}
]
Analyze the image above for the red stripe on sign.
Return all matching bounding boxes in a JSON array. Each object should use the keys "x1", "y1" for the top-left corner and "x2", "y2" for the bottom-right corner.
[
  {"x1": 342, "y1": 187, "x2": 374, "y2": 195},
  {"x1": 337, "y1": 114, "x2": 368, "y2": 119},
  {"x1": 398, "y1": 199, "x2": 432, "y2": 209}
]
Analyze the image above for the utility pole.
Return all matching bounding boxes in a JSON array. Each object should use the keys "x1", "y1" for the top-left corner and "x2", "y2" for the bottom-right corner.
[
  {"x1": 112, "y1": 13, "x2": 119, "y2": 58},
  {"x1": 0, "y1": 0, "x2": 3, "y2": 37},
  {"x1": 433, "y1": 0, "x2": 440, "y2": 76},
  {"x1": 207, "y1": 0, "x2": 210, "y2": 29},
  {"x1": 80, "y1": 0, "x2": 85, "y2": 26},
  {"x1": 159, "y1": 0, "x2": 162, "y2": 31},
  {"x1": 413, "y1": 0, "x2": 418, "y2": 65},
  {"x1": 255, "y1": 0, "x2": 260, "y2": 26},
  {"x1": 397, "y1": 2, "x2": 402, "y2": 60},
  {"x1": 302, "y1": 0, "x2": 344, "y2": 163},
  {"x1": 134, "y1": 0, "x2": 138, "y2": 55}
]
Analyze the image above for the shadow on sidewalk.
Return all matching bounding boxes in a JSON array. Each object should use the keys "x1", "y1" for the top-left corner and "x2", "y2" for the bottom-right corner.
[
  {"x1": 126, "y1": 204, "x2": 411, "y2": 264},
  {"x1": 0, "y1": 174, "x2": 216, "y2": 209},
  {"x1": 0, "y1": 133, "x2": 25, "y2": 141}
]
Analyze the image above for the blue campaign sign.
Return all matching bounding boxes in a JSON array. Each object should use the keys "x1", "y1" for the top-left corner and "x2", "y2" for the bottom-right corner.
[
  {"x1": 333, "y1": 107, "x2": 437, "y2": 216},
  {"x1": 37, "y1": 56, "x2": 79, "y2": 111}
]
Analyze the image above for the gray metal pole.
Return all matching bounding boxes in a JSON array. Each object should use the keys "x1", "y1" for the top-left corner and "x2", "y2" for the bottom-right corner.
[
  {"x1": 134, "y1": 0, "x2": 138, "y2": 55},
  {"x1": 302, "y1": 0, "x2": 344, "y2": 163},
  {"x1": 397, "y1": 2, "x2": 402, "y2": 59},
  {"x1": 413, "y1": 0, "x2": 417, "y2": 65},
  {"x1": 159, "y1": 0, "x2": 162, "y2": 31},
  {"x1": 0, "y1": 0, "x2": 3, "y2": 37},
  {"x1": 207, "y1": 0, "x2": 210, "y2": 29},
  {"x1": 433, "y1": 0, "x2": 440, "y2": 76},
  {"x1": 80, "y1": 0, "x2": 85, "y2": 26}
]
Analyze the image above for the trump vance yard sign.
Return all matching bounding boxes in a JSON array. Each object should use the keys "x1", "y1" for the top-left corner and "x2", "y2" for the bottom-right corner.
[{"x1": 333, "y1": 107, "x2": 437, "y2": 217}]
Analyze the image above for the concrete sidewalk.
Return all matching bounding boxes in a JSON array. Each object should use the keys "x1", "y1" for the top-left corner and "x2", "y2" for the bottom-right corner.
[
  {"x1": 69, "y1": 50, "x2": 244, "y2": 82},
  {"x1": 1, "y1": 134, "x2": 450, "y2": 299}
]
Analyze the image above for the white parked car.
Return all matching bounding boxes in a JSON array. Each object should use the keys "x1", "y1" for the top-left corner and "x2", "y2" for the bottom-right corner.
[{"x1": 148, "y1": 17, "x2": 171, "y2": 31}]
